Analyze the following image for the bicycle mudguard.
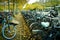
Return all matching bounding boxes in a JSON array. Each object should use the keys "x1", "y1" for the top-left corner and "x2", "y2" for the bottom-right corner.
[{"x1": 10, "y1": 19, "x2": 19, "y2": 25}]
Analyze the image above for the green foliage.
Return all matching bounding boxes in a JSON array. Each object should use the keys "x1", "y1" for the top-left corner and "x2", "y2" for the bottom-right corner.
[{"x1": 45, "y1": 0, "x2": 60, "y2": 7}]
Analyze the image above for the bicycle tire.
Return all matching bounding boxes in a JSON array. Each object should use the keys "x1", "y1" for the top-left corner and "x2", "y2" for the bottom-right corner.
[{"x1": 2, "y1": 23, "x2": 16, "y2": 39}]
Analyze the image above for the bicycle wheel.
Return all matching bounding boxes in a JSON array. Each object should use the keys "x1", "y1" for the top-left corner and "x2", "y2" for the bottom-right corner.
[
  {"x1": 30, "y1": 22, "x2": 41, "y2": 29},
  {"x1": 29, "y1": 22, "x2": 46, "y2": 40},
  {"x1": 2, "y1": 23, "x2": 16, "y2": 39}
]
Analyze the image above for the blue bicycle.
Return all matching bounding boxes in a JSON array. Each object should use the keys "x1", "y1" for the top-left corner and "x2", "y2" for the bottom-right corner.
[{"x1": 0, "y1": 12, "x2": 18, "y2": 39}]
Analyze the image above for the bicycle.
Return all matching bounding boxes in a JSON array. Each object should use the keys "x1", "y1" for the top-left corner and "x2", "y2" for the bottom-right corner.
[{"x1": 0, "y1": 12, "x2": 18, "y2": 39}]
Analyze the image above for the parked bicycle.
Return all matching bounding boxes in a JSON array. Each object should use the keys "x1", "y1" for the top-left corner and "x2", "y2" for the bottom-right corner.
[{"x1": 0, "y1": 12, "x2": 18, "y2": 39}]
